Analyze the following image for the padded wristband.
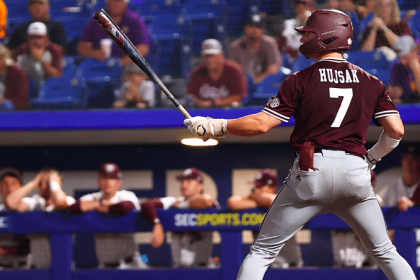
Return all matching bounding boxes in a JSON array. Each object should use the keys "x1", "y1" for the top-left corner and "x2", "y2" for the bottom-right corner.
[{"x1": 369, "y1": 131, "x2": 401, "y2": 161}]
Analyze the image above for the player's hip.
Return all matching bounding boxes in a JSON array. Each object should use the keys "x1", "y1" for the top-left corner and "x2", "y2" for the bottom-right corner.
[{"x1": 284, "y1": 150, "x2": 371, "y2": 202}]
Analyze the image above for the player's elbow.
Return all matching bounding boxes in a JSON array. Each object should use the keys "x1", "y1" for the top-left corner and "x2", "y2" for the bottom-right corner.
[{"x1": 227, "y1": 196, "x2": 243, "y2": 210}]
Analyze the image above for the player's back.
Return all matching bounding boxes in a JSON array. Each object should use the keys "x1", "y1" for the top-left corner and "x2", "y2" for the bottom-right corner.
[{"x1": 286, "y1": 57, "x2": 396, "y2": 156}]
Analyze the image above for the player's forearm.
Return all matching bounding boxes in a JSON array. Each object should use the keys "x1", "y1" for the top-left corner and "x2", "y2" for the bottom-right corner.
[
  {"x1": 189, "y1": 196, "x2": 215, "y2": 209},
  {"x1": 228, "y1": 112, "x2": 282, "y2": 137},
  {"x1": 383, "y1": 29, "x2": 398, "y2": 48},
  {"x1": 42, "y1": 61, "x2": 61, "y2": 78},
  {"x1": 369, "y1": 116, "x2": 404, "y2": 162},
  {"x1": 249, "y1": 192, "x2": 276, "y2": 208},
  {"x1": 5, "y1": 180, "x2": 37, "y2": 210},
  {"x1": 77, "y1": 42, "x2": 97, "y2": 59},
  {"x1": 227, "y1": 196, "x2": 258, "y2": 210},
  {"x1": 79, "y1": 200, "x2": 100, "y2": 212},
  {"x1": 49, "y1": 188, "x2": 69, "y2": 210},
  {"x1": 255, "y1": 65, "x2": 279, "y2": 83}
]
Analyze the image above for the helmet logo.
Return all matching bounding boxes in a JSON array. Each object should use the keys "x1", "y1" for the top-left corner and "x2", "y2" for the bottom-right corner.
[{"x1": 347, "y1": 38, "x2": 352, "y2": 45}]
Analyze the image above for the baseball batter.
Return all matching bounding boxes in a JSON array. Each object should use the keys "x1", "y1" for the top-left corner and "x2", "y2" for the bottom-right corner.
[{"x1": 184, "y1": 9, "x2": 416, "y2": 280}]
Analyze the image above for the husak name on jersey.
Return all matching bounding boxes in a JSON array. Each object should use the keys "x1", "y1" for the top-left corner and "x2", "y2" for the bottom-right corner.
[{"x1": 318, "y1": 68, "x2": 359, "y2": 84}]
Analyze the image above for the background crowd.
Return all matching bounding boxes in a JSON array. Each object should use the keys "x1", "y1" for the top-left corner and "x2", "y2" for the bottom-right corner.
[{"x1": 0, "y1": 0, "x2": 420, "y2": 111}]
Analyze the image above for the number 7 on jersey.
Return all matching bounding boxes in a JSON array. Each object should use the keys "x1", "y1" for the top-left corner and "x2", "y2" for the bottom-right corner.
[{"x1": 329, "y1": 88, "x2": 353, "y2": 128}]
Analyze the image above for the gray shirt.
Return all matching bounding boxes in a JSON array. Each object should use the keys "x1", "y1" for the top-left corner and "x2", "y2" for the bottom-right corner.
[{"x1": 228, "y1": 35, "x2": 282, "y2": 79}]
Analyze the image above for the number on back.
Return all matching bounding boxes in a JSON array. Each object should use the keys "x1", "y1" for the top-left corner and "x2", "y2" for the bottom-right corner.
[{"x1": 329, "y1": 88, "x2": 353, "y2": 128}]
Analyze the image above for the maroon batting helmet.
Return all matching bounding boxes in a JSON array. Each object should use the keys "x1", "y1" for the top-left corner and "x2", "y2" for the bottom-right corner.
[{"x1": 294, "y1": 9, "x2": 353, "y2": 58}]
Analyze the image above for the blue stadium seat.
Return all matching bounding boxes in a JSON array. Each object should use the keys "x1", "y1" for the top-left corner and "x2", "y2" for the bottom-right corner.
[
  {"x1": 147, "y1": 14, "x2": 192, "y2": 79},
  {"x1": 181, "y1": 0, "x2": 227, "y2": 55},
  {"x1": 75, "y1": 58, "x2": 123, "y2": 109},
  {"x1": 291, "y1": 54, "x2": 317, "y2": 73},
  {"x1": 249, "y1": 67, "x2": 290, "y2": 105},
  {"x1": 345, "y1": 49, "x2": 393, "y2": 70},
  {"x1": 62, "y1": 56, "x2": 78, "y2": 78},
  {"x1": 408, "y1": 10, "x2": 420, "y2": 40},
  {"x1": 30, "y1": 76, "x2": 89, "y2": 110},
  {"x1": 133, "y1": 0, "x2": 182, "y2": 23}
]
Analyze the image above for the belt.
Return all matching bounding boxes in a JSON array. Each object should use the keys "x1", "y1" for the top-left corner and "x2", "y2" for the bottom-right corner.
[
  {"x1": 0, "y1": 261, "x2": 27, "y2": 268},
  {"x1": 314, "y1": 150, "x2": 365, "y2": 160}
]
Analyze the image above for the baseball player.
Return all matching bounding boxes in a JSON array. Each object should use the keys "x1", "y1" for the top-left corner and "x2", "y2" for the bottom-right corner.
[
  {"x1": 141, "y1": 168, "x2": 219, "y2": 268},
  {"x1": 184, "y1": 9, "x2": 416, "y2": 280},
  {"x1": 227, "y1": 169, "x2": 303, "y2": 269},
  {"x1": 0, "y1": 167, "x2": 75, "y2": 269},
  {"x1": 69, "y1": 163, "x2": 147, "y2": 269}
]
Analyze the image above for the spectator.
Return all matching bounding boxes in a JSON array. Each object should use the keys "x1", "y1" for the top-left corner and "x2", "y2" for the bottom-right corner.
[
  {"x1": 388, "y1": 35, "x2": 420, "y2": 104},
  {"x1": 7, "y1": 0, "x2": 67, "y2": 51},
  {"x1": 375, "y1": 144, "x2": 420, "y2": 210},
  {"x1": 78, "y1": 0, "x2": 150, "y2": 64},
  {"x1": 0, "y1": 0, "x2": 7, "y2": 39},
  {"x1": 0, "y1": 44, "x2": 29, "y2": 110},
  {"x1": 229, "y1": 15, "x2": 283, "y2": 83},
  {"x1": 114, "y1": 62, "x2": 155, "y2": 109},
  {"x1": 227, "y1": 169, "x2": 303, "y2": 269},
  {"x1": 277, "y1": 0, "x2": 315, "y2": 59},
  {"x1": 0, "y1": 167, "x2": 74, "y2": 269},
  {"x1": 69, "y1": 162, "x2": 147, "y2": 269},
  {"x1": 360, "y1": 0, "x2": 412, "y2": 52},
  {"x1": 141, "y1": 168, "x2": 219, "y2": 268},
  {"x1": 12, "y1": 22, "x2": 63, "y2": 89},
  {"x1": 0, "y1": 168, "x2": 31, "y2": 269},
  {"x1": 187, "y1": 39, "x2": 248, "y2": 108}
]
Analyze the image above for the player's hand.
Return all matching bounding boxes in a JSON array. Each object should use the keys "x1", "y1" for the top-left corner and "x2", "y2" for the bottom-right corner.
[
  {"x1": 397, "y1": 196, "x2": 414, "y2": 211},
  {"x1": 151, "y1": 223, "x2": 165, "y2": 248},
  {"x1": 366, "y1": 151, "x2": 379, "y2": 170},
  {"x1": 184, "y1": 116, "x2": 228, "y2": 140}
]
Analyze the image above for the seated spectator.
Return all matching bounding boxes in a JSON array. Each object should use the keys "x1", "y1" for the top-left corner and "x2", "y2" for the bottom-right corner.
[
  {"x1": 13, "y1": 22, "x2": 63, "y2": 89},
  {"x1": 0, "y1": 168, "x2": 31, "y2": 269},
  {"x1": 0, "y1": 44, "x2": 29, "y2": 110},
  {"x1": 114, "y1": 62, "x2": 155, "y2": 109},
  {"x1": 227, "y1": 169, "x2": 303, "y2": 269},
  {"x1": 388, "y1": 35, "x2": 420, "y2": 104},
  {"x1": 229, "y1": 15, "x2": 282, "y2": 83},
  {"x1": 69, "y1": 162, "x2": 148, "y2": 269},
  {"x1": 360, "y1": 0, "x2": 412, "y2": 53},
  {"x1": 141, "y1": 168, "x2": 219, "y2": 268},
  {"x1": 277, "y1": 0, "x2": 315, "y2": 59},
  {"x1": 78, "y1": 0, "x2": 150, "y2": 64},
  {"x1": 188, "y1": 39, "x2": 247, "y2": 108},
  {"x1": 0, "y1": 167, "x2": 74, "y2": 269},
  {"x1": 7, "y1": 0, "x2": 67, "y2": 51},
  {"x1": 0, "y1": 0, "x2": 7, "y2": 39}
]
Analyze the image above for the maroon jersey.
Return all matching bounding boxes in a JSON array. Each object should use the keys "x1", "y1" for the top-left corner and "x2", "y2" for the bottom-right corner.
[
  {"x1": 188, "y1": 59, "x2": 247, "y2": 101},
  {"x1": 263, "y1": 57, "x2": 399, "y2": 156}
]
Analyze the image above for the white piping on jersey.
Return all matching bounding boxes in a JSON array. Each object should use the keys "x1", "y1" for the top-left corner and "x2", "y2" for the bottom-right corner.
[
  {"x1": 318, "y1": 57, "x2": 347, "y2": 63},
  {"x1": 262, "y1": 108, "x2": 290, "y2": 122},
  {"x1": 374, "y1": 110, "x2": 400, "y2": 118}
]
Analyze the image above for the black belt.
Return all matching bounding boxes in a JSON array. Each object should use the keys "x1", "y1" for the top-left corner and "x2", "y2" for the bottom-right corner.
[{"x1": 0, "y1": 261, "x2": 27, "y2": 268}]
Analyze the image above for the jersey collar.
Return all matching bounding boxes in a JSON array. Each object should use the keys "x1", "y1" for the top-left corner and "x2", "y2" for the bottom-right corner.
[{"x1": 318, "y1": 57, "x2": 347, "y2": 63}]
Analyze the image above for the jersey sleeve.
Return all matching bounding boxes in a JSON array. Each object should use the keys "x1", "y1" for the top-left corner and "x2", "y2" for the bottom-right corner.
[
  {"x1": 25, "y1": 195, "x2": 43, "y2": 211},
  {"x1": 373, "y1": 84, "x2": 399, "y2": 126},
  {"x1": 262, "y1": 74, "x2": 299, "y2": 122},
  {"x1": 121, "y1": 191, "x2": 140, "y2": 210}
]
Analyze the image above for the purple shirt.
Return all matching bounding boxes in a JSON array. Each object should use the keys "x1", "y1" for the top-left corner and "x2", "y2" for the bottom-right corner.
[
  {"x1": 80, "y1": 9, "x2": 151, "y2": 58},
  {"x1": 389, "y1": 59, "x2": 420, "y2": 103},
  {"x1": 263, "y1": 57, "x2": 399, "y2": 156}
]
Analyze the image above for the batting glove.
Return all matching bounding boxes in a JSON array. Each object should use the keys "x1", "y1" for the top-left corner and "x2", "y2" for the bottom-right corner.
[
  {"x1": 366, "y1": 151, "x2": 379, "y2": 170},
  {"x1": 184, "y1": 116, "x2": 228, "y2": 140}
]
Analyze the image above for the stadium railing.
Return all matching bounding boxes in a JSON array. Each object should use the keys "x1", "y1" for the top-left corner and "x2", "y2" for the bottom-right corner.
[{"x1": 0, "y1": 207, "x2": 419, "y2": 280}]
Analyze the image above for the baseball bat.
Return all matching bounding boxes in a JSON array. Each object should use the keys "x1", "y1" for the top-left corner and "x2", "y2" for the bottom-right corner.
[{"x1": 93, "y1": 9, "x2": 192, "y2": 119}]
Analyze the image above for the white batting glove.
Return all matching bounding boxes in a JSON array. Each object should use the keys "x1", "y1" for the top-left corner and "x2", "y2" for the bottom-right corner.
[
  {"x1": 184, "y1": 116, "x2": 228, "y2": 140},
  {"x1": 366, "y1": 151, "x2": 380, "y2": 170}
]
